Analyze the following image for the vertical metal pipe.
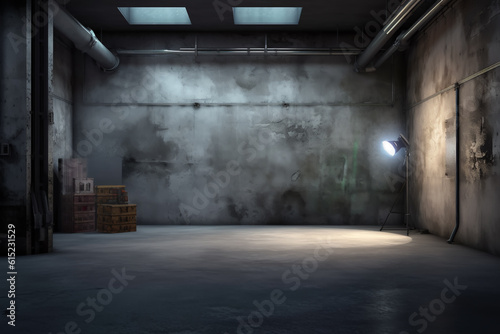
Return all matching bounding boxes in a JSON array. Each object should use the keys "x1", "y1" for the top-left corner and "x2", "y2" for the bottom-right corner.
[
  {"x1": 448, "y1": 83, "x2": 460, "y2": 243},
  {"x1": 405, "y1": 149, "x2": 410, "y2": 236}
]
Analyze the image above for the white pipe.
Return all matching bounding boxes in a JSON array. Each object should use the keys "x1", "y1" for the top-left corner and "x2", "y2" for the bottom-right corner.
[{"x1": 52, "y1": 1, "x2": 119, "y2": 71}]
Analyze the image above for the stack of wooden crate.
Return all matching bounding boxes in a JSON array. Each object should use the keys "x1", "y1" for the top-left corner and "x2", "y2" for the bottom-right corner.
[
  {"x1": 95, "y1": 185, "x2": 137, "y2": 233},
  {"x1": 95, "y1": 185, "x2": 128, "y2": 205},
  {"x1": 58, "y1": 158, "x2": 87, "y2": 195},
  {"x1": 58, "y1": 158, "x2": 96, "y2": 233},
  {"x1": 62, "y1": 194, "x2": 96, "y2": 233}
]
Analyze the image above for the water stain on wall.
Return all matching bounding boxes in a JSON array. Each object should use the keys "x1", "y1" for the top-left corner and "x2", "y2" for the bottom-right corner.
[
  {"x1": 120, "y1": 117, "x2": 180, "y2": 162},
  {"x1": 235, "y1": 66, "x2": 264, "y2": 90},
  {"x1": 277, "y1": 189, "x2": 306, "y2": 224},
  {"x1": 123, "y1": 160, "x2": 172, "y2": 188},
  {"x1": 468, "y1": 117, "x2": 494, "y2": 180},
  {"x1": 226, "y1": 197, "x2": 249, "y2": 222},
  {"x1": 286, "y1": 124, "x2": 309, "y2": 142}
]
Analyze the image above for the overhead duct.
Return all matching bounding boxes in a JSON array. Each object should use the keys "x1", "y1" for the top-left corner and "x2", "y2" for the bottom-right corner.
[
  {"x1": 52, "y1": 1, "x2": 119, "y2": 71},
  {"x1": 355, "y1": 0, "x2": 424, "y2": 72},
  {"x1": 373, "y1": 0, "x2": 452, "y2": 69}
]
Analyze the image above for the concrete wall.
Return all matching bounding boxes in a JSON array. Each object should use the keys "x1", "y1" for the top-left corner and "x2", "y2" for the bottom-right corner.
[
  {"x1": 407, "y1": 0, "x2": 500, "y2": 254},
  {"x1": 52, "y1": 36, "x2": 73, "y2": 231},
  {"x1": 74, "y1": 32, "x2": 407, "y2": 225},
  {"x1": 53, "y1": 38, "x2": 73, "y2": 166},
  {"x1": 0, "y1": 0, "x2": 29, "y2": 246}
]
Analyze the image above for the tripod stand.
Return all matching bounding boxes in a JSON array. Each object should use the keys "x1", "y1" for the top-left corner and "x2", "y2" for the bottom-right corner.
[{"x1": 380, "y1": 149, "x2": 412, "y2": 236}]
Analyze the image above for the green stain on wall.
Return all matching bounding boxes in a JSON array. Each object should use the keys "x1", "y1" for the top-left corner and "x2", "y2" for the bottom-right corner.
[
  {"x1": 351, "y1": 141, "x2": 359, "y2": 190},
  {"x1": 340, "y1": 155, "x2": 347, "y2": 193}
]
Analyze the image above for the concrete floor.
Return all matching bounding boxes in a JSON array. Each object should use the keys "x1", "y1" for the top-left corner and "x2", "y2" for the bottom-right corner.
[{"x1": 3, "y1": 226, "x2": 500, "y2": 334}]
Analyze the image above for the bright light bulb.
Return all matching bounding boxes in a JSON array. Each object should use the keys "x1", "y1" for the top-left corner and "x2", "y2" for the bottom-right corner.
[{"x1": 383, "y1": 141, "x2": 396, "y2": 156}]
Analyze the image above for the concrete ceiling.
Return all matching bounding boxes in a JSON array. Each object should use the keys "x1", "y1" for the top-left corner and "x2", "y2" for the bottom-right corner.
[{"x1": 60, "y1": 0, "x2": 399, "y2": 32}]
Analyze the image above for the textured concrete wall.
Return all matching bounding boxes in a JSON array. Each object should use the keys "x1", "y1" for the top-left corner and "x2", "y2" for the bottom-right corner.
[
  {"x1": 53, "y1": 38, "x2": 73, "y2": 179},
  {"x1": 52, "y1": 36, "x2": 73, "y2": 233},
  {"x1": 74, "y1": 32, "x2": 406, "y2": 225},
  {"x1": 0, "y1": 0, "x2": 28, "y2": 206},
  {"x1": 0, "y1": 0, "x2": 29, "y2": 253},
  {"x1": 407, "y1": 0, "x2": 500, "y2": 254},
  {"x1": 0, "y1": 0, "x2": 29, "y2": 237}
]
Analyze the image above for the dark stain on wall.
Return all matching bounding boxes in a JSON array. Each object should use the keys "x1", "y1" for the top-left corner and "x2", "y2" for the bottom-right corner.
[
  {"x1": 286, "y1": 124, "x2": 308, "y2": 143},
  {"x1": 235, "y1": 66, "x2": 267, "y2": 91},
  {"x1": 470, "y1": 117, "x2": 495, "y2": 179},
  {"x1": 120, "y1": 117, "x2": 179, "y2": 162},
  {"x1": 226, "y1": 197, "x2": 249, "y2": 222},
  {"x1": 277, "y1": 189, "x2": 306, "y2": 224},
  {"x1": 123, "y1": 159, "x2": 171, "y2": 188}
]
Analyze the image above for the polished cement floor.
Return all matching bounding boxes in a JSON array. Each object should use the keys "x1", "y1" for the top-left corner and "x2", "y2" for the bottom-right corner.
[{"x1": 3, "y1": 226, "x2": 500, "y2": 334}]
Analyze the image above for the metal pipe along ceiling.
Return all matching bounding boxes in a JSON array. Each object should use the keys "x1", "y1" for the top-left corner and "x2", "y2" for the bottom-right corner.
[
  {"x1": 52, "y1": 1, "x2": 119, "y2": 71},
  {"x1": 355, "y1": 0, "x2": 425, "y2": 72},
  {"x1": 116, "y1": 48, "x2": 362, "y2": 57},
  {"x1": 373, "y1": 0, "x2": 452, "y2": 69}
]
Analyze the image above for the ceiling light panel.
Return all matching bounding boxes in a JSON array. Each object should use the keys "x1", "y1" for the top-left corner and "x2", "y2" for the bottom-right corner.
[
  {"x1": 118, "y1": 7, "x2": 192, "y2": 25},
  {"x1": 233, "y1": 7, "x2": 303, "y2": 25}
]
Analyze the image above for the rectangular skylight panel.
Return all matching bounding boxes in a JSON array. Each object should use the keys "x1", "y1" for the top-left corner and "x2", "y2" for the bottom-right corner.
[
  {"x1": 233, "y1": 7, "x2": 302, "y2": 25},
  {"x1": 118, "y1": 7, "x2": 192, "y2": 25}
]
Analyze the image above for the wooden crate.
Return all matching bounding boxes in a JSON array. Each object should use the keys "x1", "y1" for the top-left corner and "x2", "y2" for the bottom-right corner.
[
  {"x1": 74, "y1": 203, "x2": 96, "y2": 213},
  {"x1": 95, "y1": 185, "x2": 126, "y2": 195},
  {"x1": 98, "y1": 204, "x2": 136, "y2": 215},
  {"x1": 97, "y1": 223, "x2": 136, "y2": 233},
  {"x1": 74, "y1": 212, "x2": 96, "y2": 223},
  {"x1": 59, "y1": 194, "x2": 96, "y2": 233},
  {"x1": 96, "y1": 194, "x2": 118, "y2": 204},
  {"x1": 74, "y1": 222, "x2": 96, "y2": 233},
  {"x1": 74, "y1": 178, "x2": 94, "y2": 194},
  {"x1": 96, "y1": 192, "x2": 128, "y2": 204},
  {"x1": 97, "y1": 214, "x2": 136, "y2": 224},
  {"x1": 74, "y1": 194, "x2": 96, "y2": 204}
]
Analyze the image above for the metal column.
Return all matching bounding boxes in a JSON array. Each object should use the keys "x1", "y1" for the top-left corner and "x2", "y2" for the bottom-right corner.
[{"x1": 30, "y1": 0, "x2": 53, "y2": 254}]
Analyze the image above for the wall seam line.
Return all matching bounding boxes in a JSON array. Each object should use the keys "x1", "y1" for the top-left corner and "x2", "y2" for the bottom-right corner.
[{"x1": 407, "y1": 60, "x2": 500, "y2": 110}]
